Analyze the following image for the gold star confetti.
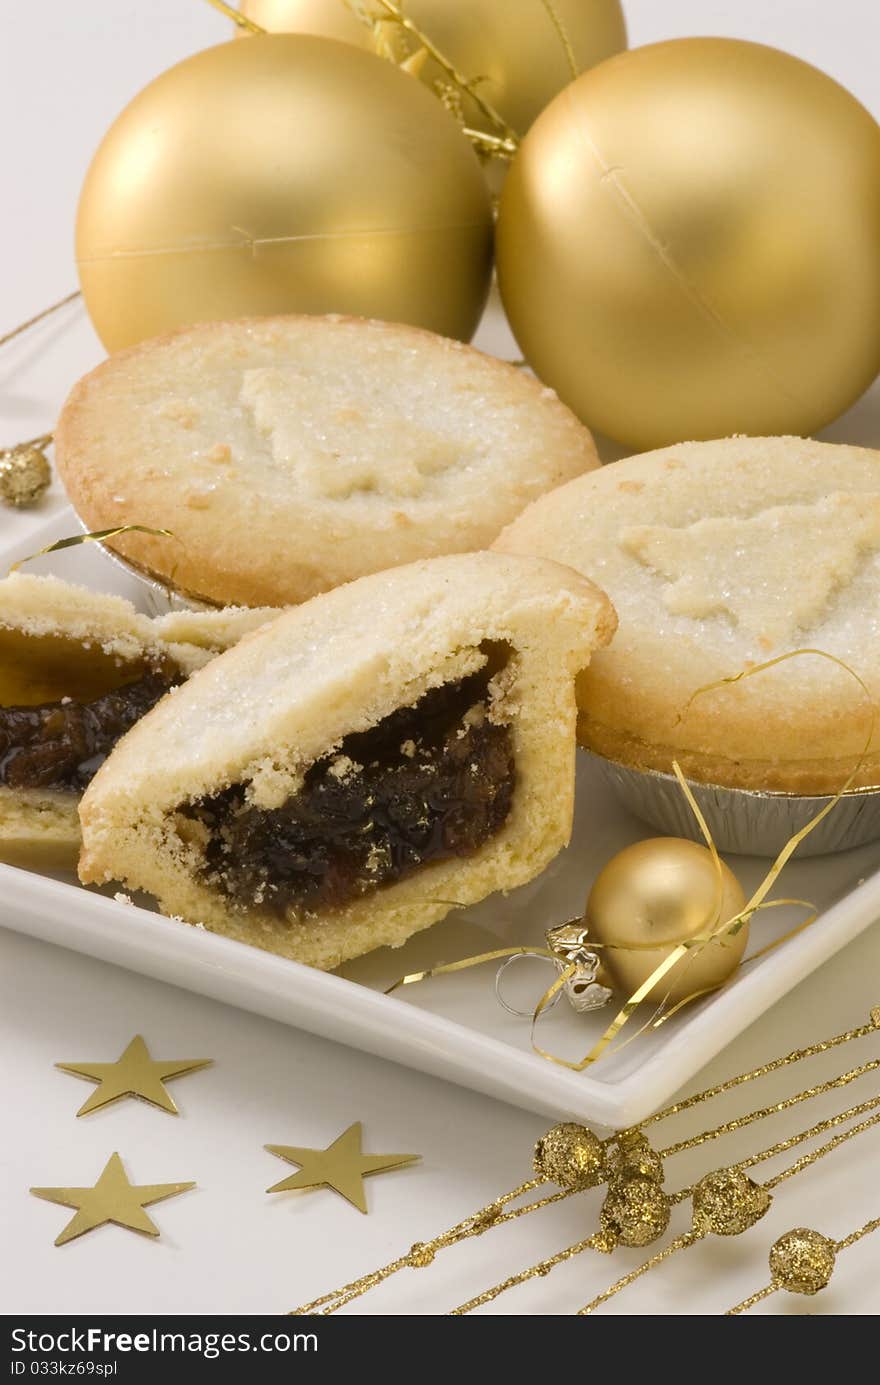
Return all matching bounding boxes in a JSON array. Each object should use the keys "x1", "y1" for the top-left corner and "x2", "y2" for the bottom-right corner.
[
  {"x1": 56, "y1": 1035, "x2": 212, "y2": 1116},
  {"x1": 31, "y1": 1152, "x2": 195, "y2": 1247},
  {"x1": 266, "y1": 1122, "x2": 420, "y2": 1214}
]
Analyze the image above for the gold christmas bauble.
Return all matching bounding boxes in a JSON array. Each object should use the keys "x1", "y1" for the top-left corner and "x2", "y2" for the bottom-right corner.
[
  {"x1": 241, "y1": 0, "x2": 627, "y2": 138},
  {"x1": 76, "y1": 35, "x2": 492, "y2": 351},
  {"x1": 769, "y1": 1228, "x2": 836, "y2": 1295},
  {"x1": 533, "y1": 1122, "x2": 606, "y2": 1190},
  {"x1": 585, "y1": 838, "x2": 748, "y2": 1005},
  {"x1": 497, "y1": 38, "x2": 880, "y2": 450}
]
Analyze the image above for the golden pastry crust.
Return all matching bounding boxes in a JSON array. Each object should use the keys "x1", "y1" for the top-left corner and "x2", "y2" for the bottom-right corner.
[
  {"x1": 0, "y1": 573, "x2": 280, "y2": 867},
  {"x1": 0, "y1": 788, "x2": 82, "y2": 871},
  {"x1": 495, "y1": 436, "x2": 880, "y2": 794},
  {"x1": 77, "y1": 553, "x2": 616, "y2": 970},
  {"x1": 54, "y1": 314, "x2": 600, "y2": 607}
]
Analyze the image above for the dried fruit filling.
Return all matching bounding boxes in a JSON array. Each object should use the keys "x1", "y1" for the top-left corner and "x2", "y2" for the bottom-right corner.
[
  {"x1": 0, "y1": 671, "x2": 177, "y2": 791},
  {"x1": 181, "y1": 668, "x2": 516, "y2": 916}
]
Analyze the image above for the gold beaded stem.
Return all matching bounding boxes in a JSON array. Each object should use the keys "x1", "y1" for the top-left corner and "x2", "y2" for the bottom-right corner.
[
  {"x1": 726, "y1": 1283, "x2": 778, "y2": 1315},
  {"x1": 576, "y1": 1106, "x2": 880, "y2": 1316},
  {"x1": 760, "y1": 1106, "x2": 880, "y2": 1190},
  {"x1": 290, "y1": 1176, "x2": 582, "y2": 1315},
  {"x1": 0, "y1": 290, "x2": 80, "y2": 349},
  {"x1": 0, "y1": 290, "x2": 80, "y2": 502},
  {"x1": 577, "y1": 1234, "x2": 702, "y2": 1315},
  {"x1": 199, "y1": 0, "x2": 263, "y2": 32},
  {"x1": 726, "y1": 1214, "x2": 880, "y2": 1315},
  {"x1": 0, "y1": 433, "x2": 54, "y2": 508},
  {"x1": 368, "y1": 0, "x2": 520, "y2": 144},
  {"x1": 538, "y1": 0, "x2": 579, "y2": 80},
  {"x1": 292, "y1": 1013, "x2": 875, "y2": 1312},
  {"x1": 461, "y1": 127, "x2": 519, "y2": 159},
  {"x1": 294, "y1": 1037, "x2": 880, "y2": 1313},
  {"x1": 658, "y1": 1054, "x2": 880, "y2": 1159},
  {"x1": 737, "y1": 1091, "x2": 880, "y2": 1175},
  {"x1": 293, "y1": 1011, "x2": 880, "y2": 1315},
  {"x1": 450, "y1": 1232, "x2": 607, "y2": 1316},
  {"x1": 447, "y1": 1090, "x2": 880, "y2": 1315},
  {"x1": 642, "y1": 1013, "x2": 879, "y2": 1130},
  {"x1": 835, "y1": 1212, "x2": 880, "y2": 1252}
]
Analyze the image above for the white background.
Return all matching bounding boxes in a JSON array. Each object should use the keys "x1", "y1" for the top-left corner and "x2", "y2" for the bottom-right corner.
[{"x1": 2, "y1": 0, "x2": 880, "y2": 1317}]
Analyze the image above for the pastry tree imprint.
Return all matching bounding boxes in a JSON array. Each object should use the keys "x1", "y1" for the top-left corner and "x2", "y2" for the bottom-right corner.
[{"x1": 621, "y1": 493, "x2": 880, "y2": 647}]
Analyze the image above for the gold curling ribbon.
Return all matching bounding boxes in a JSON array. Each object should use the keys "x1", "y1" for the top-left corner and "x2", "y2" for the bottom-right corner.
[
  {"x1": 201, "y1": 0, "x2": 263, "y2": 32},
  {"x1": 538, "y1": 0, "x2": 579, "y2": 81},
  {"x1": 10, "y1": 525, "x2": 176, "y2": 575},
  {"x1": 0, "y1": 290, "x2": 80, "y2": 350},
  {"x1": 389, "y1": 651, "x2": 876, "y2": 1071},
  {"x1": 202, "y1": 0, "x2": 521, "y2": 156}
]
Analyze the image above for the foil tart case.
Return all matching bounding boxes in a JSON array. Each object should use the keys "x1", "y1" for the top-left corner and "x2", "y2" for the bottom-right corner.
[
  {"x1": 94, "y1": 540, "x2": 215, "y2": 616},
  {"x1": 590, "y1": 754, "x2": 880, "y2": 858},
  {"x1": 70, "y1": 510, "x2": 213, "y2": 615}
]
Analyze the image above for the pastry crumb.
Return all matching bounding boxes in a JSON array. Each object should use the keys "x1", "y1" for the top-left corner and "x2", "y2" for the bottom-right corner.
[{"x1": 327, "y1": 754, "x2": 360, "y2": 781}]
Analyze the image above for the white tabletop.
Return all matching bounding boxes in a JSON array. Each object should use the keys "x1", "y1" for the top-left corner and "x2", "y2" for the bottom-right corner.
[{"x1": 2, "y1": 0, "x2": 879, "y2": 1317}]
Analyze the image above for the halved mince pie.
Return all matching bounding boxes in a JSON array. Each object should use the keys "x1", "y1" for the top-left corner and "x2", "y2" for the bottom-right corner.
[
  {"x1": 78, "y1": 553, "x2": 616, "y2": 969},
  {"x1": 0, "y1": 573, "x2": 278, "y2": 867}
]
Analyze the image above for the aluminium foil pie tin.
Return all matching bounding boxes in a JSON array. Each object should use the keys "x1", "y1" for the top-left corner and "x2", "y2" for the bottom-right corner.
[
  {"x1": 73, "y1": 510, "x2": 215, "y2": 615},
  {"x1": 589, "y1": 754, "x2": 880, "y2": 858},
  {"x1": 93, "y1": 539, "x2": 217, "y2": 616}
]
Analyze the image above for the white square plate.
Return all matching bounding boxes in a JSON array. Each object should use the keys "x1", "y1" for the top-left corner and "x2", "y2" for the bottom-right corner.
[{"x1": 4, "y1": 509, "x2": 880, "y2": 1128}]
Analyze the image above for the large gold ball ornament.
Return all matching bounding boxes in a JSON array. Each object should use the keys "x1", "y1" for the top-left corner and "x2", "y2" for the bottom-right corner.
[
  {"x1": 769, "y1": 1228, "x2": 837, "y2": 1296},
  {"x1": 241, "y1": 0, "x2": 627, "y2": 138},
  {"x1": 585, "y1": 838, "x2": 748, "y2": 1006},
  {"x1": 497, "y1": 38, "x2": 880, "y2": 449},
  {"x1": 76, "y1": 35, "x2": 493, "y2": 351},
  {"x1": 533, "y1": 1122, "x2": 606, "y2": 1190}
]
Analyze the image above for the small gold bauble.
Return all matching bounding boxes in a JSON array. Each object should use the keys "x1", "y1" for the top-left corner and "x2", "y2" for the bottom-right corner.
[
  {"x1": 0, "y1": 446, "x2": 51, "y2": 508},
  {"x1": 692, "y1": 1168, "x2": 771, "y2": 1238},
  {"x1": 497, "y1": 37, "x2": 880, "y2": 449},
  {"x1": 76, "y1": 35, "x2": 492, "y2": 351},
  {"x1": 606, "y1": 1131, "x2": 665, "y2": 1186},
  {"x1": 585, "y1": 838, "x2": 748, "y2": 1006},
  {"x1": 533, "y1": 1122, "x2": 606, "y2": 1190},
  {"x1": 769, "y1": 1228, "x2": 837, "y2": 1296},
  {"x1": 600, "y1": 1174, "x2": 671, "y2": 1248},
  {"x1": 242, "y1": 0, "x2": 627, "y2": 138}
]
